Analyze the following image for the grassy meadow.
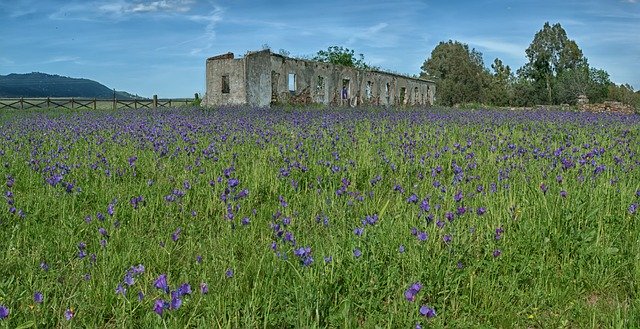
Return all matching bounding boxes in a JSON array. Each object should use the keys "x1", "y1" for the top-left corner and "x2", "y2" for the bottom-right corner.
[{"x1": 0, "y1": 106, "x2": 639, "y2": 328}]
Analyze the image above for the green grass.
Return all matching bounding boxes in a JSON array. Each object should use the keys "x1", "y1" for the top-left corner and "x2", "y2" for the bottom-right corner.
[{"x1": 0, "y1": 106, "x2": 638, "y2": 328}]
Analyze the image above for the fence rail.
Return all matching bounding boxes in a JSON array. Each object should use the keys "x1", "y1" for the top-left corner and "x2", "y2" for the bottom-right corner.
[{"x1": 0, "y1": 96, "x2": 195, "y2": 110}]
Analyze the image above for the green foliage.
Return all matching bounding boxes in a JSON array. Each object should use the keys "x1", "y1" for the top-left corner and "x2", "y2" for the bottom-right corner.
[
  {"x1": 608, "y1": 84, "x2": 640, "y2": 111},
  {"x1": 519, "y1": 22, "x2": 588, "y2": 104},
  {"x1": 313, "y1": 46, "x2": 377, "y2": 70},
  {"x1": 421, "y1": 22, "x2": 637, "y2": 109},
  {"x1": 486, "y1": 58, "x2": 515, "y2": 107},
  {"x1": 421, "y1": 40, "x2": 490, "y2": 106}
]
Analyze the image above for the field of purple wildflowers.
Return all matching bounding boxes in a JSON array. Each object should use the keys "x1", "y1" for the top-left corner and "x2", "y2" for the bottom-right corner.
[{"x1": 0, "y1": 106, "x2": 639, "y2": 327}]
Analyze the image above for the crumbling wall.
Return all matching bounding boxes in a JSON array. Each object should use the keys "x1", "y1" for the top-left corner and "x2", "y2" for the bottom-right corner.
[{"x1": 203, "y1": 54, "x2": 246, "y2": 106}]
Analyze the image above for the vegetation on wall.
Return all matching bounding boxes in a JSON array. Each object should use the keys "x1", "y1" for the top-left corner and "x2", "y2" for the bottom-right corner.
[{"x1": 313, "y1": 46, "x2": 379, "y2": 71}]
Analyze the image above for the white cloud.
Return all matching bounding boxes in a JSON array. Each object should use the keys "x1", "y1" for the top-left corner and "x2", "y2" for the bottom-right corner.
[
  {"x1": 99, "y1": 0, "x2": 194, "y2": 15},
  {"x1": 49, "y1": 0, "x2": 195, "y2": 21},
  {"x1": 42, "y1": 56, "x2": 81, "y2": 64},
  {"x1": 187, "y1": 7, "x2": 225, "y2": 56},
  {"x1": 465, "y1": 38, "x2": 527, "y2": 59}
]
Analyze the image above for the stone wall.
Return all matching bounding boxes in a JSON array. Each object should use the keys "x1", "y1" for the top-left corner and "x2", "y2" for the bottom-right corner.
[
  {"x1": 203, "y1": 49, "x2": 435, "y2": 108},
  {"x1": 580, "y1": 101, "x2": 636, "y2": 114}
]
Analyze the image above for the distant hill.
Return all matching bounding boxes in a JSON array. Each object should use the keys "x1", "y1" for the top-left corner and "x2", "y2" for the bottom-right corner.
[{"x1": 0, "y1": 72, "x2": 139, "y2": 99}]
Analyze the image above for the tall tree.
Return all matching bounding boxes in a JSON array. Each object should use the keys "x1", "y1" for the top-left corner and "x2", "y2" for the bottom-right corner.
[
  {"x1": 421, "y1": 40, "x2": 489, "y2": 106},
  {"x1": 519, "y1": 22, "x2": 587, "y2": 103},
  {"x1": 487, "y1": 58, "x2": 514, "y2": 106}
]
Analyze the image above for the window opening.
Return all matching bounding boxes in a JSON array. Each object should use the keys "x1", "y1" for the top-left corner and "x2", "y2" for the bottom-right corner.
[
  {"x1": 341, "y1": 79, "x2": 350, "y2": 100},
  {"x1": 288, "y1": 73, "x2": 296, "y2": 92},
  {"x1": 221, "y1": 75, "x2": 230, "y2": 94},
  {"x1": 316, "y1": 76, "x2": 325, "y2": 94}
]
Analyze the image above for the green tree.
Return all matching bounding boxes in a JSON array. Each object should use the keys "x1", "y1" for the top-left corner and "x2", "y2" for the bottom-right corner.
[
  {"x1": 519, "y1": 22, "x2": 588, "y2": 104},
  {"x1": 421, "y1": 40, "x2": 489, "y2": 106},
  {"x1": 313, "y1": 46, "x2": 376, "y2": 70},
  {"x1": 554, "y1": 66, "x2": 612, "y2": 104},
  {"x1": 487, "y1": 58, "x2": 514, "y2": 106}
]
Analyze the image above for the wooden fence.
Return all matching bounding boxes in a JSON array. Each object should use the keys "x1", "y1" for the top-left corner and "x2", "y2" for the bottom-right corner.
[{"x1": 0, "y1": 95, "x2": 195, "y2": 110}]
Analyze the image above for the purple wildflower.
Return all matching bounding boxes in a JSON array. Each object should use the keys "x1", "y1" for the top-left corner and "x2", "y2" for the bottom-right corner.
[
  {"x1": 420, "y1": 198, "x2": 430, "y2": 212},
  {"x1": 443, "y1": 234, "x2": 452, "y2": 244},
  {"x1": 417, "y1": 231, "x2": 428, "y2": 241},
  {"x1": 419, "y1": 305, "x2": 436, "y2": 318},
  {"x1": 116, "y1": 284, "x2": 126, "y2": 295},
  {"x1": 123, "y1": 274, "x2": 134, "y2": 286},
  {"x1": 170, "y1": 292, "x2": 182, "y2": 310},
  {"x1": 476, "y1": 207, "x2": 486, "y2": 215},
  {"x1": 407, "y1": 194, "x2": 418, "y2": 203},
  {"x1": 225, "y1": 268, "x2": 234, "y2": 278},
  {"x1": 445, "y1": 211, "x2": 454, "y2": 222},
  {"x1": 171, "y1": 227, "x2": 181, "y2": 242},
  {"x1": 153, "y1": 299, "x2": 167, "y2": 315},
  {"x1": 629, "y1": 203, "x2": 638, "y2": 215},
  {"x1": 64, "y1": 308, "x2": 75, "y2": 320},
  {"x1": 353, "y1": 227, "x2": 364, "y2": 236},
  {"x1": 0, "y1": 305, "x2": 8, "y2": 319},
  {"x1": 200, "y1": 282, "x2": 209, "y2": 294},
  {"x1": 353, "y1": 248, "x2": 362, "y2": 258},
  {"x1": 196, "y1": 255, "x2": 203, "y2": 264},
  {"x1": 454, "y1": 190, "x2": 463, "y2": 202},
  {"x1": 138, "y1": 291, "x2": 144, "y2": 301},
  {"x1": 34, "y1": 291, "x2": 43, "y2": 304},
  {"x1": 404, "y1": 282, "x2": 422, "y2": 302},
  {"x1": 540, "y1": 183, "x2": 548, "y2": 194},
  {"x1": 493, "y1": 249, "x2": 502, "y2": 258},
  {"x1": 399, "y1": 245, "x2": 405, "y2": 253},
  {"x1": 179, "y1": 283, "x2": 192, "y2": 296},
  {"x1": 154, "y1": 274, "x2": 169, "y2": 293}
]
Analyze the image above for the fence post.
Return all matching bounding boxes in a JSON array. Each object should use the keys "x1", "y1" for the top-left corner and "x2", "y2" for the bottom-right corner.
[
  {"x1": 93, "y1": 98, "x2": 97, "y2": 110},
  {"x1": 47, "y1": 97, "x2": 50, "y2": 109},
  {"x1": 20, "y1": 97, "x2": 23, "y2": 110},
  {"x1": 153, "y1": 95, "x2": 158, "y2": 109},
  {"x1": 113, "y1": 98, "x2": 116, "y2": 110},
  {"x1": 71, "y1": 98, "x2": 75, "y2": 109},
  {"x1": 135, "y1": 99, "x2": 138, "y2": 109}
]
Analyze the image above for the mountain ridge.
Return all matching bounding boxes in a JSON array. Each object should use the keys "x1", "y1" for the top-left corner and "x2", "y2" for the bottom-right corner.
[{"x1": 0, "y1": 72, "x2": 140, "y2": 99}]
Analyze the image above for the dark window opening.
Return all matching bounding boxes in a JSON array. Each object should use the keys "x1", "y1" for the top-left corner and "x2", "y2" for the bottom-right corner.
[
  {"x1": 221, "y1": 75, "x2": 230, "y2": 94},
  {"x1": 366, "y1": 81, "x2": 373, "y2": 100},
  {"x1": 399, "y1": 87, "x2": 406, "y2": 104},
  {"x1": 316, "y1": 76, "x2": 325, "y2": 94}
]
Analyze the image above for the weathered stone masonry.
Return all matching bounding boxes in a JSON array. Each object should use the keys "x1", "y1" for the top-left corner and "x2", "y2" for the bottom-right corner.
[{"x1": 203, "y1": 49, "x2": 435, "y2": 107}]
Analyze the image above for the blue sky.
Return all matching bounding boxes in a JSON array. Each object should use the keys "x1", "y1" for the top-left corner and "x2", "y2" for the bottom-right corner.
[{"x1": 1, "y1": 0, "x2": 638, "y2": 98}]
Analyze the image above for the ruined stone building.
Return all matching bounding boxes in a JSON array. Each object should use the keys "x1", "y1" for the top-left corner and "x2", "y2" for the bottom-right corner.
[{"x1": 202, "y1": 49, "x2": 435, "y2": 107}]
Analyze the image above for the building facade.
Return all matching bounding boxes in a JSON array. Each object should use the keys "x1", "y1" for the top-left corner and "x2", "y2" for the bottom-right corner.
[{"x1": 202, "y1": 49, "x2": 435, "y2": 107}]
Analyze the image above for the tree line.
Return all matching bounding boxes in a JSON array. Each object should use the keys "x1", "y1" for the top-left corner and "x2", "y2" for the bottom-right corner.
[{"x1": 420, "y1": 22, "x2": 640, "y2": 109}]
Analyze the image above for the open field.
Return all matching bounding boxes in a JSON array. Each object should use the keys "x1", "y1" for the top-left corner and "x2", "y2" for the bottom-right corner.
[{"x1": 0, "y1": 106, "x2": 639, "y2": 327}]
